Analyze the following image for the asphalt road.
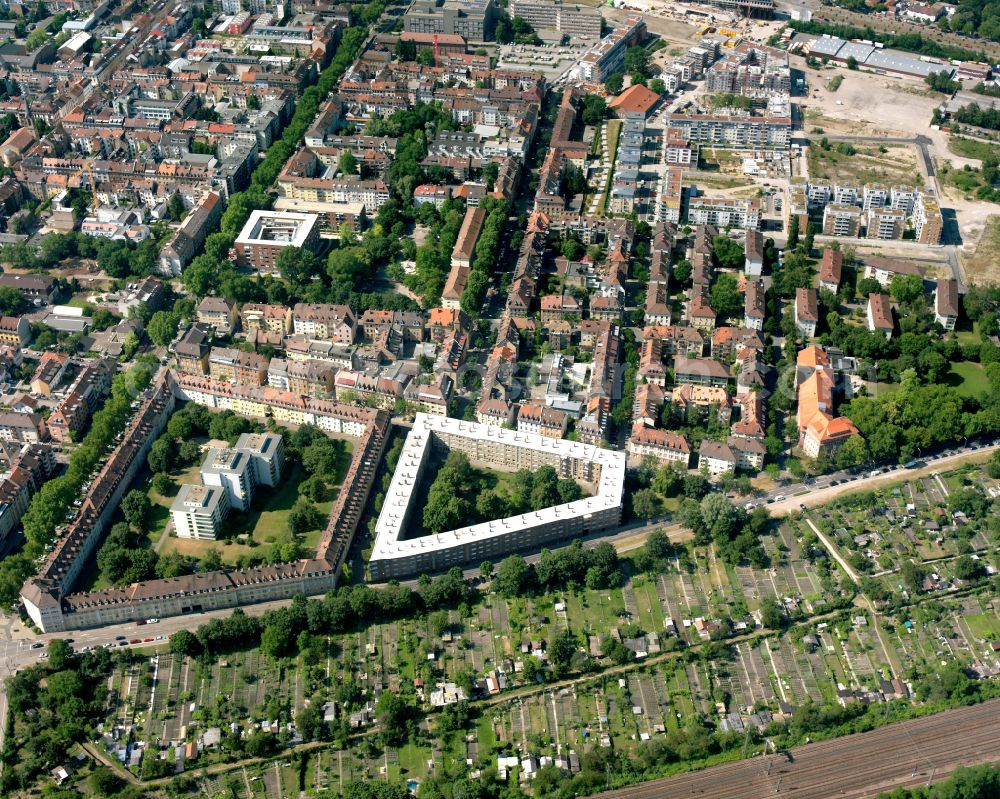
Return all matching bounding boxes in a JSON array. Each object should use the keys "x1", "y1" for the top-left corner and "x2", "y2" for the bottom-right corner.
[{"x1": 592, "y1": 698, "x2": 1000, "y2": 799}]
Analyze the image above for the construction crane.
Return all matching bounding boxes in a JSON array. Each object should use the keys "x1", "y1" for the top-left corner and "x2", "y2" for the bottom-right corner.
[{"x1": 433, "y1": 32, "x2": 440, "y2": 68}]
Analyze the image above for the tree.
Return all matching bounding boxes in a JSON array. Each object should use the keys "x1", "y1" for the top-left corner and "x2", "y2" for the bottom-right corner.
[
  {"x1": 710, "y1": 272, "x2": 743, "y2": 319},
  {"x1": 170, "y1": 629, "x2": 202, "y2": 657},
  {"x1": 645, "y1": 529, "x2": 673, "y2": 561},
  {"x1": 147, "y1": 436, "x2": 174, "y2": 474},
  {"x1": 289, "y1": 500, "x2": 324, "y2": 534},
  {"x1": 623, "y1": 45, "x2": 650, "y2": 79},
  {"x1": 0, "y1": 285, "x2": 27, "y2": 316},
  {"x1": 479, "y1": 561, "x2": 493, "y2": 582},
  {"x1": 375, "y1": 691, "x2": 413, "y2": 746},
  {"x1": 146, "y1": 310, "x2": 179, "y2": 347},
  {"x1": 395, "y1": 38, "x2": 416, "y2": 61},
  {"x1": 122, "y1": 489, "x2": 150, "y2": 530},
  {"x1": 48, "y1": 638, "x2": 73, "y2": 671},
  {"x1": 604, "y1": 71, "x2": 625, "y2": 94},
  {"x1": 90, "y1": 767, "x2": 125, "y2": 797},
  {"x1": 581, "y1": 95, "x2": 608, "y2": 126},
  {"x1": 786, "y1": 214, "x2": 800, "y2": 251},
  {"x1": 953, "y1": 555, "x2": 983, "y2": 582},
  {"x1": 890, "y1": 274, "x2": 924, "y2": 305},
  {"x1": 494, "y1": 554, "x2": 529, "y2": 597},
  {"x1": 167, "y1": 193, "x2": 186, "y2": 222},
  {"x1": 760, "y1": 596, "x2": 783, "y2": 629},
  {"x1": 632, "y1": 488, "x2": 661, "y2": 520},
  {"x1": 548, "y1": 630, "x2": 577, "y2": 677},
  {"x1": 339, "y1": 150, "x2": 359, "y2": 175},
  {"x1": 151, "y1": 472, "x2": 175, "y2": 496}
]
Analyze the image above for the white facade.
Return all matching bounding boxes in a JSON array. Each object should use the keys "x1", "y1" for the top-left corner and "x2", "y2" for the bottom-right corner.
[
  {"x1": 171, "y1": 484, "x2": 230, "y2": 540},
  {"x1": 369, "y1": 414, "x2": 626, "y2": 580}
]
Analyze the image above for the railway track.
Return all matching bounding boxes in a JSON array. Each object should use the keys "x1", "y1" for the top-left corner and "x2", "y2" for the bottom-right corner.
[{"x1": 592, "y1": 699, "x2": 1000, "y2": 799}]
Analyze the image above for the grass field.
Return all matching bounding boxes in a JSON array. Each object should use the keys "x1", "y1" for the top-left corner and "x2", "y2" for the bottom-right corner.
[
  {"x1": 154, "y1": 445, "x2": 348, "y2": 564},
  {"x1": 947, "y1": 362, "x2": 990, "y2": 398},
  {"x1": 963, "y1": 215, "x2": 1000, "y2": 286},
  {"x1": 807, "y1": 143, "x2": 921, "y2": 187},
  {"x1": 948, "y1": 136, "x2": 1000, "y2": 162}
]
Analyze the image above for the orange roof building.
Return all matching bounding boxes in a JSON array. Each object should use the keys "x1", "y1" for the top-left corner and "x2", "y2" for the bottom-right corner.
[
  {"x1": 796, "y1": 345, "x2": 859, "y2": 459},
  {"x1": 609, "y1": 84, "x2": 661, "y2": 118}
]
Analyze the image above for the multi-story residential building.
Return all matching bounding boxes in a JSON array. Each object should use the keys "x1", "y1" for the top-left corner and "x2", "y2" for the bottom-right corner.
[
  {"x1": 234, "y1": 210, "x2": 321, "y2": 273},
  {"x1": 795, "y1": 288, "x2": 818, "y2": 339},
  {"x1": 863, "y1": 184, "x2": 889, "y2": 211},
  {"x1": 890, "y1": 186, "x2": 918, "y2": 215},
  {"x1": 404, "y1": 0, "x2": 497, "y2": 40},
  {"x1": 235, "y1": 432, "x2": 285, "y2": 487},
  {"x1": 510, "y1": 0, "x2": 602, "y2": 37},
  {"x1": 200, "y1": 446, "x2": 258, "y2": 512},
  {"x1": 175, "y1": 324, "x2": 212, "y2": 375},
  {"x1": 46, "y1": 358, "x2": 116, "y2": 443},
  {"x1": 30, "y1": 352, "x2": 69, "y2": 395},
  {"x1": 0, "y1": 273, "x2": 56, "y2": 304},
  {"x1": 292, "y1": 303, "x2": 357, "y2": 344},
  {"x1": 451, "y1": 206, "x2": 487, "y2": 270},
  {"x1": 864, "y1": 256, "x2": 922, "y2": 287},
  {"x1": 698, "y1": 440, "x2": 736, "y2": 477},
  {"x1": 572, "y1": 16, "x2": 645, "y2": 83},
  {"x1": 267, "y1": 358, "x2": 337, "y2": 398},
  {"x1": 334, "y1": 370, "x2": 404, "y2": 410},
  {"x1": 674, "y1": 356, "x2": 730, "y2": 387},
  {"x1": 0, "y1": 412, "x2": 47, "y2": 444},
  {"x1": 159, "y1": 191, "x2": 225, "y2": 276},
  {"x1": 866, "y1": 293, "x2": 894, "y2": 339},
  {"x1": 818, "y1": 248, "x2": 842, "y2": 293},
  {"x1": 171, "y1": 484, "x2": 230, "y2": 540},
  {"x1": 208, "y1": 347, "x2": 269, "y2": 385},
  {"x1": 667, "y1": 110, "x2": 791, "y2": 149},
  {"x1": 745, "y1": 280, "x2": 765, "y2": 331},
  {"x1": 197, "y1": 297, "x2": 239, "y2": 334},
  {"x1": 796, "y1": 346, "x2": 858, "y2": 460},
  {"x1": 934, "y1": 278, "x2": 959, "y2": 331},
  {"x1": 241, "y1": 303, "x2": 293, "y2": 335},
  {"x1": 744, "y1": 229, "x2": 764, "y2": 276},
  {"x1": 0, "y1": 316, "x2": 30, "y2": 347},
  {"x1": 914, "y1": 192, "x2": 943, "y2": 244},
  {"x1": 516, "y1": 403, "x2": 569, "y2": 439},
  {"x1": 866, "y1": 207, "x2": 905, "y2": 240},
  {"x1": 627, "y1": 422, "x2": 691, "y2": 467},
  {"x1": 822, "y1": 204, "x2": 862, "y2": 237},
  {"x1": 687, "y1": 195, "x2": 761, "y2": 229},
  {"x1": 728, "y1": 436, "x2": 765, "y2": 471},
  {"x1": 368, "y1": 413, "x2": 625, "y2": 580}
]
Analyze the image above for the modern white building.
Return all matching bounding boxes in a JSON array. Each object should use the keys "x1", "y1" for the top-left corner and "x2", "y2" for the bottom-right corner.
[
  {"x1": 200, "y1": 447, "x2": 258, "y2": 512},
  {"x1": 171, "y1": 484, "x2": 230, "y2": 540},
  {"x1": 369, "y1": 414, "x2": 626, "y2": 580},
  {"x1": 235, "y1": 432, "x2": 285, "y2": 487}
]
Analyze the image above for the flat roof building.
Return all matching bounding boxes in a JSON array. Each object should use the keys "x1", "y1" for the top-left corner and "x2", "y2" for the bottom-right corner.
[
  {"x1": 234, "y1": 210, "x2": 320, "y2": 273},
  {"x1": 369, "y1": 413, "x2": 625, "y2": 580},
  {"x1": 201, "y1": 447, "x2": 257, "y2": 512},
  {"x1": 171, "y1": 484, "x2": 230, "y2": 540}
]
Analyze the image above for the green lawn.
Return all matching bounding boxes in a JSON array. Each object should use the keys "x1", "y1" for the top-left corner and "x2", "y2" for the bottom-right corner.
[
  {"x1": 947, "y1": 362, "x2": 990, "y2": 398},
  {"x1": 155, "y1": 442, "x2": 350, "y2": 564},
  {"x1": 964, "y1": 612, "x2": 1000, "y2": 641}
]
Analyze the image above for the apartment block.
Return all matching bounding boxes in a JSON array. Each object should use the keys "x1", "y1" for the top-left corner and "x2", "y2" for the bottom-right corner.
[
  {"x1": 866, "y1": 207, "x2": 905, "y2": 240},
  {"x1": 171, "y1": 484, "x2": 230, "y2": 540},
  {"x1": 234, "y1": 210, "x2": 321, "y2": 273},
  {"x1": 822, "y1": 204, "x2": 862, "y2": 237},
  {"x1": 914, "y1": 192, "x2": 943, "y2": 245},
  {"x1": 934, "y1": 278, "x2": 959, "y2": 331}
]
